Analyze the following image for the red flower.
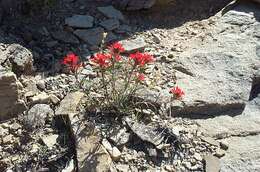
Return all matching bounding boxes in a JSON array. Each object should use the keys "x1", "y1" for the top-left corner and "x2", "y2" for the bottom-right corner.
[
  {"x1": 136, "y1": 73, "x2": 145, "y2": 81},
  {"x1": 109, "y1": 42, "x2": 125, "y2": 54},
  {"x1": 130, "y1": 52, "x2": 155, "y2": 67},
  {"x1": 91, "y1": 53, "x2": 112, "y2": 68},
  {"x1": 62, "y1": 53, "x2": 81, "y2": 72},
  {"x1": 170, "y1": 86, "x2": 185, "y2": 99}
]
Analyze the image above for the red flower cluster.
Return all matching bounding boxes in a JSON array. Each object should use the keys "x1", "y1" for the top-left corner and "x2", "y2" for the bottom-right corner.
[
  {"x1": 109, "y1": 42, "x2": 125, "y2": 62},
  {"x1": 130, "y1": 52, "x2": 155, "y2": 67},
  {"x1": 109, "y1": 42, "x2": 125, "y2": 54},
  {"x1": 91, "y1": 53, "x2": 112, "y2": 68},
  {"x1": 170, "y1": 86, "x2": 185, "y2": 99},
  {"x1": 62, "y1": 53, "x2": 81, "y2": 72}
]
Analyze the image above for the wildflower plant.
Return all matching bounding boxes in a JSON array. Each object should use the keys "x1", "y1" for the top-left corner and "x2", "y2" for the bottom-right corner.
[
  {"x1": 87, "y1": 42, "x2": 156, "y2": 114},
  {"x1": 61, "y1": 42, "x2": 184, "y2": 116}
]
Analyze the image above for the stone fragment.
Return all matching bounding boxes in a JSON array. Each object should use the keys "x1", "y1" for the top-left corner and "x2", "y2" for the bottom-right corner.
[
  {"x1": 97, "y1": 6, "x2": 124, "y2": 21},
  {"x1": 125, "y1": 117, "x2": 164, "y2": 146},
  {"x1": 100, "y1": 19, "x2": 120, "y2": 31},
  {"x1": 41, "y1": 134, "x2": 59, "y2": 148},
  {"x1": 49, "y1": 94, "x2": 60, "y2": 104},
  {"x1": 0, "y1": 68, "x2": 27, "y2": 121},
  {"x1": 29, "y1": 92, "x2": 50, "y2": 104},
  {"x1": 204, "y1": 155, "x2": 220, "y2": 172},
  {"x1": 116, "y1": 164, "x2": 130, "y2": 172},
  {"x1": 215, "y1": 149, "x2": 225, "y2": 158},
  {"x1": 74, "y1": 28, "x2": 104, "y2": 46},
  {"x1": 24, "y1": 104, "x2": 54, "y2": 129},
  {"x1": 52, "y1": 31, "x2": 79, "y2": 44},
  {"x1": 77, "y1": 134, "x2": 112, "y2": 172},
  {"x1": 56, "y1": 91, "x2": 84, "y2": 115},
  {"x1": 65, "y1": 15, "x2": 94, "y2": 28},
  {"x1": 7, "y1": 44, "x2": 34, "y2": 75},
  {"x1": 120, "y1": 38, "x2": 146, "y2": 53},
  {"x1": 102, "y1": 139, "x2": 121, "y2": 161}
]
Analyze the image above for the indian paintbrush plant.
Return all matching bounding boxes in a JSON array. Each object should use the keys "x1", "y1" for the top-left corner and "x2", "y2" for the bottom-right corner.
[{"x1": 61, "y1": 42, "x2": 184, "y2": 117}]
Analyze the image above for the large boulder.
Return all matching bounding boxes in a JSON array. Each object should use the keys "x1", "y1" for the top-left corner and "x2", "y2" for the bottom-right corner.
[{"x1": 0, "y1": 66, "x2": 27, "y2": 121}]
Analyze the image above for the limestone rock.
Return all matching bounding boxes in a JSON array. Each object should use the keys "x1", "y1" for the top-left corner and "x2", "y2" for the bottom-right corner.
[
  {"x1": 74, "y1": 28, "x2": 105, "y2": 46},
  {"x1": 170, "y1": 3, "x2": 260, "y2": 117},
  {"x1": 65, "y1": 15, "x2": 94, "y2": 28},
  {"x1": 220, "y1": 135, "x2": 260, "y2": 172},
  {"x1": 24, "y1": 104, "x2": 54, "y2": 129},
  {"x1": 77, "y1": 134, "x2": 112, "y2": 172},
  {"x1": 120, "y1": 38, "x2": 147, "y2": 53},
  {"x1": 55, "y1": 91, "x2": 84, "y2": 115},
  {"x1": 41, "y1": 134, "x2": 59, "y2": 148},
  {"x1": 97, "y1": 6, "x2": 124, "y2": 21},
  {"x1": 7, "y1": 44, "x2": 34, "y2": 75},
  {"x1": 0, "y1": 67, "x2": 27, "y2": 121}
]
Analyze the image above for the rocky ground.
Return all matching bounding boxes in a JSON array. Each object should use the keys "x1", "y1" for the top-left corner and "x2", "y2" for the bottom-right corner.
[{"x1": 0, "y1": 0, "x2": 260, "y2": 172}]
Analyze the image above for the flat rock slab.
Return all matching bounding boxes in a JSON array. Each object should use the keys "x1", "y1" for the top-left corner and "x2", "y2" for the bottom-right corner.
[
  {"x1": 97, "y1": 6, "x2": 124, "y2": 21},
  {"x1": 196, "y1": 114, "x2": 260, "y2": 139},
  {"x1": 171, "y1": 3, "x2": 260, "y2": 117},
  {"x1": 220, "y1": 135, "x2": 260, "y2": 172},
  {"x1": 74, "y1": 27, "x2": 104, "y2": 46},
  {"x1": 99, "y1": 19, "x2": 120, "y2": 31},
  {"x1": 120, "y1": 38, "x2": 147, "y2": 53},
  {"x1": 65, "y1": 15, "x2": 94, "y2": 28}
]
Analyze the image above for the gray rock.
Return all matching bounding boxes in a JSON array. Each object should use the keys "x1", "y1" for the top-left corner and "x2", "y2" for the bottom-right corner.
[
  {"x1": 7, "y1": 44, "x2": 34, "y2": 75},
  {"x1": 56, "y1": 91, "x2": 84, "y2": 116},
  {"x1": 111, "y1": 0, "x2": 156, "y2": 10},
  {"x1": 29, "y1": 92, "x2": 51, "y2": 104},
  {"x1": 204, "y1": 155, "x2": 220, "y2": 172},
  {"x1": 52, "y1": 31, "x2": 79, "y2": 44},
  {"x1": 120, "y1": 38, "x2": 147, "y2": 53},
  {"x1": 77, "y1": 134, "x2": 112, "y2": 172},
  {"x1": 41, "y1": 134, "x2": 58, "y2": 148},
  {"x1": 65, "y1": 15, "x2": 94, "y2": 28},
  {"x1": 220, "y1": 135, "x2": 260, "y2": 172},
  {"x1": 125, "y1": 117, "x2": 164, "y2": 146},
  {"x1": 97, "y1": 6, "x2": 124, "y2": 21},
  {"x1": 197, "y1": 115, "x2": 260, "y2": 139},
  {"x1": 100, "y1": 19, "x2": 120, "y2": 31},
  {"x1": 0, "y1": 68, "x2": 27, "y2": 121},
  {"x1": 169, "y1": 4, "x2": 260, "y2": 117},
  {"x1": 74, "y1": 28, "x2": 104, "y2": 46},
  {"x1": 24, "y1": 104, "x2": 54, "y2": 129}
]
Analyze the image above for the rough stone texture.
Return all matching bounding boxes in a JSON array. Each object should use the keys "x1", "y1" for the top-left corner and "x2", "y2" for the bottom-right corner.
[
  {"x1": 220, "y1": 135, "x2": 260, "y2": 172},
  {"x1": 197, "y1": 114, "x2": 260, "y2": 139},
  {"x1": 74, "y1": 28, "x2": 105, "y2": 46},
  {"x1": 5, "y1": 44, "x2": 34, "y2": 75},
  {"x1": 65, "y1": 15, "x2": 94, "y2": 28},
  {"x1": 24, "y1": 104, "x2": 54, "y2": 129},
  {"x1": 56, "y1": 92, "x2": 112, "y2": 172},
  {"x1": 51, "y1": 31, "x2": 79, "y2": 44},
  {"x1": 99, "y1": 19, "x2": 120, "y2": 31},
  {"x1": 170, "y1": 3, "x2": 260, "y2": 117},
  {"x1": 0, "y1": 67, "x2": 27, "y2": 121},
  {"x1": 77, "y1": 134, "x2": 112, "y2": 172},
  {"x1": 55, "y1": 91, "x2": 84, "y2": 116},
  {"x1": 204, "y1": 155, "x2": 220, "y2": 172},
  {"x1": 97, "y1": 6, "x2": 124, "y2": 21},
  {"x1": 120, "y1": 38, "x2": 147, "y2": 53}
]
